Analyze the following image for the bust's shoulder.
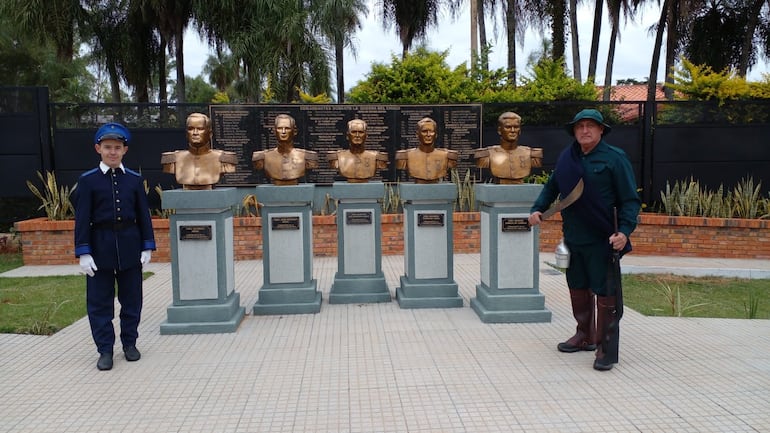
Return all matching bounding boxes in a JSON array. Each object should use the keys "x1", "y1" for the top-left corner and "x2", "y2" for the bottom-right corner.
[
  {"x1": 295, "y1": 148, "x2": 318, "y2": 161},
  {"x1": 212, "y1": 149, "x2": 238, "y2": 165},
  {"x1": 160, "y1": 150, "x2": 182, "y2": 164},
  {"x1": 295, "y1": 148, "x2": 318, "y2": 160},
  {"x1": 395, "y1": 148, "x2": 412, "y2": 160},
  {"x1": 528, "y1": 146, "x2": 543, "y2": 158},
  {"x1": 326, "y1": 149, "x2": 343, "y2": 161},
  {"x1": 251, "y1": 149, "x2": 267, "y2": 161},
  {"x1": 440, "y1": 148, "x2": 459, "y2": 160},
  {"x1": 473, "y1": 146, "x2": 494, "y2": 158}
]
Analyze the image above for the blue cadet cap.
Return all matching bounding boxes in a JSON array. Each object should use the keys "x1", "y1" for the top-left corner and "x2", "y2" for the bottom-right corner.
[
  {"x1": 94, "y1": 122, "x2": 131, "y2": 144},
  {"x1": 565, "y1": 109, "x2": 611, "y2": 136}
]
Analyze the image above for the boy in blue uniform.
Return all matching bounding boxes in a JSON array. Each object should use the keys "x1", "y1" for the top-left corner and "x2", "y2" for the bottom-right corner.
[
  {"x1": 74, "y1": 122, "x2": 156, "y2": 371},
  {"x1": 528, "y1": 109, "x2": 641, "y2": 371}
]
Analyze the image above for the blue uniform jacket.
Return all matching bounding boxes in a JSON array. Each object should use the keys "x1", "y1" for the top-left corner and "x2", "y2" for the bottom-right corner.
[{"x1": 74, "y1": 165, "x2": 156, "y2": 271}]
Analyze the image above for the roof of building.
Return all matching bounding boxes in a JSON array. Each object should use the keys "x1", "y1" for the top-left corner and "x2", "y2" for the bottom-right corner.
[{"x1": 597, "y1": 84, "x2": 668, "y2": 121}]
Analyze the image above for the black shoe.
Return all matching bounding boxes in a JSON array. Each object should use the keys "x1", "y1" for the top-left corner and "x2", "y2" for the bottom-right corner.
[
  {"x1": 593, "y1": 357, "x2": 615, "y2": 371},
  {"x1": 123, "y1": 346, "x2": 141, "y2": 362},
  {"x1": 557, "y1": 341, "x2": 597, "y2": 353},
  {"x1": 97, "y1": 352, "x2": 113, "y2": 371}
]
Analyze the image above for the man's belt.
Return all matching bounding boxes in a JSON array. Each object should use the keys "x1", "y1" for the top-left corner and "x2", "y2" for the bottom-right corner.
[
  {"x1": 541, "y1": 179, "x2": 584, "y2": 220},
  {"x1": 92, "y1": 221, "x2": 136, "y2": 230}
]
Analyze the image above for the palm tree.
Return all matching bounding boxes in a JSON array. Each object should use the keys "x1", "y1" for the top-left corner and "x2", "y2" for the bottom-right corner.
[
  {"x1": 685, "y1": 2, "x2": 744, "y2": 73},
  {"x1": 194, "y1": 0, "x2": 269, "y2": 102},
  {"x1": 647, "y1": 0, "x2": 670, "y2": 101},
  {"x1": 474, "y1": 0, "x2": 493, "y2": 71},
  {"x1": 601, "y1": 0, "x2": 639, "y2": 100},
  {"x1": 380, "y1": 0, "x2": 449, "y2": 59},
  {"x1": 545, "y1": 0, "x2": 568, "y2": 61},
  {"x1": 569, "y1": 0, "x2": 582, "y2": 81},
  {"x1": 0, "y1": 0, "x2": 83, "y2": 63},
  {"x1": 144, "y1": 0, "x2": 193, "y2": 103},
  {"x1": 586, "y1": 0, "x2": 604, "y2": 82},
  {"x1": 313, "y1": 0, "x2": 368, "y2": 102},
  {"x1": 81, "y1": 0, "x2": 128, "y2": 102},
  {"x1": 502, "y1": 0, "x2": 543, "y2": 83},
  {"x1": 120, "y1": 4, "x2": 161, "y2": 103},
  {"x1": 203, "y1": 52, "x2": 238, "y2": 93},
  {"x1": 737, "y1": 0, "x2": 767, "y2": 77}
]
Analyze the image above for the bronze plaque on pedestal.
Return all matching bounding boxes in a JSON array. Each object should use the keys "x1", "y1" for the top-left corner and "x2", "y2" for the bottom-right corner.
[
  {"x1": 417, "y1": 213, "x2": 445, "y2": 227},
  {"x1": 271, "y1": 216, "x2": 301, "y2": 230},
  {"x1": 346, "y1": 211, "x2": 372, "y2": 225},
  {"x1": 501, "y1": 217, "x2": 530, "y2": 232},
  {"x1": 179, "y1": 225, "x2": 213, "y2": 240}
]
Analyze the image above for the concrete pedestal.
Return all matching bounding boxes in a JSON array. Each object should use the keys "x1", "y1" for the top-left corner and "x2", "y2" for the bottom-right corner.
[
  {"x1": 396, "y1": 183, "x2": 462, "y2": 309},
  {"x1": 160, "y1": 188, "x2": 245, "y2": 334},
  {"x1": 329, "y1": 182, "x2": 391, "y2": 304},
  {"x1": 253, "y1": 184, "x2": 321, "y2": 315},
  {"x1": 470, "y1": 184, "x2": 552, "y2": 323}
]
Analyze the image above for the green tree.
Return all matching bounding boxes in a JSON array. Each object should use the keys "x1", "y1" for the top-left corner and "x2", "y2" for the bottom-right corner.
[
  {"x1": 196, "y1": 0, "x2": 332, "y2": 103},
  {"x1": 0, "y1": 0, "x2": 83, "y2": 63},
  {"x1": 0, "y1": 0, "x2": 87, "y2": 97},
  {"x1": 347, "y1": 47, "x2": 596, "y2": 104},
  {"x1": 0, "y1": 19, "x2": 95, "y2": 102},
  {"x1": 684, "y1": 2, "x2": 744, "y2": 74},
  {"x1": 183, "y1": 75, "x2": 217, "y2": 103},
  {"x1": 668, "y1": 58, "x2": 752, "y2": 102},
  {"x1": 518, "y1": 56, "x2": 599, "y2": 101},
  {"x1": 347, "y1": 47, "x2": 474, "y2": 103},
  {"x1": 202, "y1": 52, "x2": 239, "y2": 93}
]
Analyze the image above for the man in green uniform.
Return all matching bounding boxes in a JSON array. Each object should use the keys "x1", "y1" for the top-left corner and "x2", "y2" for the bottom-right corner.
[{"x1": 528, "y1": 109, "x2": 641, "y2": 371}]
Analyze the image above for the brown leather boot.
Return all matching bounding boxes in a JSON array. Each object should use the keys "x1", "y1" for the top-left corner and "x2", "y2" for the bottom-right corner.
[
  {"x1": 594, "y1": 295, "x2": 619, "y2": 371},
  {"x1": 557, "y1": 289, "x2": 597, "y2": 353}
]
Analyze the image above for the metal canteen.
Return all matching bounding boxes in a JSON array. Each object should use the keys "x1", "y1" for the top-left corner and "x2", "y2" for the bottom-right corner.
[{"x1": 555, "y1": 238, "x2": 570, "y2": 268}]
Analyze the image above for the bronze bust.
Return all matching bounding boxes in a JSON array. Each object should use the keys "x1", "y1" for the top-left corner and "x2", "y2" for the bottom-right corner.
[
  {"x1": 474, "y1": 112, "x2": 543, "y2": 184},
  {"x1": 395, "y1": 117, "x2": 458, "y2": 184},
  {"x1": 252, "y1": 114, "x2": 318, "y2": 185},
  {"x1": 161, "y1": 113, "x2": 237, "y2": 190},
  {"x1": 327, "y1": 119, "x2": 388, "y2": 183}
]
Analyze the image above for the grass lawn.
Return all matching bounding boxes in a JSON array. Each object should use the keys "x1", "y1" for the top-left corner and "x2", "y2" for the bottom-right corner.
[
  {"x1": 2, "y1": 253, "x2": 768, "y2": 335},
  {"x1": 623, "y1": 273, "x2": 770, "y2": 319},
  {"x1": 0, "y1": 274, "x2": 87, "y2": 334},
  {"x1": 0, "y1": 253, "x2": 23, "y2": 273},
  {"x1": 1, "y1": 253, "x2": 153, "y2": 335}
]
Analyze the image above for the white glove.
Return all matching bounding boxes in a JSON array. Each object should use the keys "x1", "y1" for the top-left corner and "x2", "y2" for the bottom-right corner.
[
  {"x1": 79, "y1": 254, "x2": 97, "y2": 277},
  {"x1": 140, "y1": 250, "x2": 152, "y2": 266}
]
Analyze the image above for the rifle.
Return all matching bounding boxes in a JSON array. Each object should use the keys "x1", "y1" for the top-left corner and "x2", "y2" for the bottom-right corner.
[
  {"x1": 611, "y1": 207, "x2": 623, "y2": 319},
  {"x1": 600, "y1": 207, "x2": 623, "y2": 366}
]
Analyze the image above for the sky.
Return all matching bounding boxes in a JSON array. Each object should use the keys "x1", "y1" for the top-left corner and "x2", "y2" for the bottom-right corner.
[{"x1": 183, "y1": 1, "x2": 770, "y2": 94}]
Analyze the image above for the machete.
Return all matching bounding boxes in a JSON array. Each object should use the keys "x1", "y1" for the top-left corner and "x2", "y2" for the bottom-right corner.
[{"x1": 540, "y1": 179, "x2": 584, "y2": 220}]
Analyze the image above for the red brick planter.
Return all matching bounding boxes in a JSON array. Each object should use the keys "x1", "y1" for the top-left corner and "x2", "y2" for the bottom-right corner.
[{"x1": 14, "y1": 212, "x2": 770, "y2": 265}]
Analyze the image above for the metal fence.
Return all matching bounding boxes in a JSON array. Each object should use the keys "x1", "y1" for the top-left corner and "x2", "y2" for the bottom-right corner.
[{"x1": 2, "y1": 87, "x2": 769, "y2": 226}]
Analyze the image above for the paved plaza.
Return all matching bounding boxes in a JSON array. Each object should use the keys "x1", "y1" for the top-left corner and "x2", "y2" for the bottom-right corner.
[{"x1": 1, "y1": 254, "x2": 769, "y2": 433}]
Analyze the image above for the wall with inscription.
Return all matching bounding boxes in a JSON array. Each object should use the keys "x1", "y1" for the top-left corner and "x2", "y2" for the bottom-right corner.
[{"x1": 210, "y1": 104, "x2": 482, "y2": 185}]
